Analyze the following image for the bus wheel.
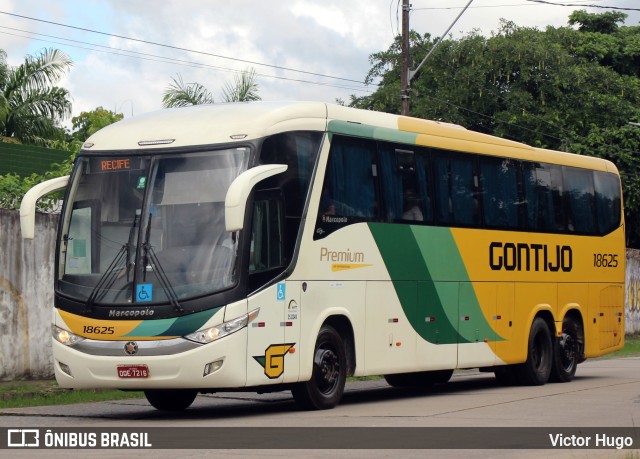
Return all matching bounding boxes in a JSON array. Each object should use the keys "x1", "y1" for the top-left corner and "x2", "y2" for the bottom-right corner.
[
  {"x1": 516, "y1": 317, "x2": 553, "y2": 386},
  {"x1": 550, "y1": 316, "x2": 581, "y2": 383},
  {"x1": 384, "y1": 370, "x2": 453, "y2": 387},
  {"x1": 144, "y1": 389, "x2": 197, "y2": 411},
  {"x1": 292, "y1": 325, "x2": 347, "y2": 410}
]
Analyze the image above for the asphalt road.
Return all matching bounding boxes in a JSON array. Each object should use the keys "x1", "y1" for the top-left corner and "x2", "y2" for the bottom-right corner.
[{"x1": 1, "y1": 356, "x2": 639, "y2": 458}]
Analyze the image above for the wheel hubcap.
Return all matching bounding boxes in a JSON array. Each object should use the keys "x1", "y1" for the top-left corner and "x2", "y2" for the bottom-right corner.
[
  {"x1": 559, "y1": 332, "x2": 576, "y2": 371},
  {"x1": 314, "y1": 347, "x2": 340, "y2": 393}
]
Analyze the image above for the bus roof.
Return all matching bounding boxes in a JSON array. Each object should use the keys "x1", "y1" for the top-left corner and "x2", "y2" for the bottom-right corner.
[{"x1": 83, "y1": 101, "x2": 618, "y2": 174}]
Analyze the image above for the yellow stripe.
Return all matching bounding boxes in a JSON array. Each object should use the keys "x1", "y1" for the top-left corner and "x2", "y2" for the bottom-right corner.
[
  {"x1": 59, "y1": 310, "x2": 142, "y2": 340},
  {"x1": 331, "y1": 263, "x2": 373, "y2": 272}
]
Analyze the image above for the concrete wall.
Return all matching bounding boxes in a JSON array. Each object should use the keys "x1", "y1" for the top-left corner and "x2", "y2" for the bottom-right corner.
[
  {"x1": 0, "y1": 209, "x2": 58, "y2": 380},
  {"x1": 626, "y1": 249, "x2": 640, "y2": 335},
  {"x1": 1, "y1": 207, "x2": 640, "y2": 380}
]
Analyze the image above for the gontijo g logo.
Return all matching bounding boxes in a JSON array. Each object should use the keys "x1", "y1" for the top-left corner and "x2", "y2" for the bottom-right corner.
[{"x1": 253, "y1": 343, "x2": 295, "y2": 379}]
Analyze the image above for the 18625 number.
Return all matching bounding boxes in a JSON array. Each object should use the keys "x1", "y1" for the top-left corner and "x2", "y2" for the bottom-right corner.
[
  {"x1": 593, "y1": 253, "x2": 618, "y2": 268},
  {"x1": 83, "y1": 325, "x2": 115, "y2": 334}
]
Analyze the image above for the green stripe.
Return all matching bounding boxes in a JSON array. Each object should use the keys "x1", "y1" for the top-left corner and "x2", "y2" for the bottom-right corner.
[
  {"x1": 369, "y1": 223, "x2": 501, "y2": 345},
  {"x1": 125, "y1": 307, "x2": 223, "y2": 337},
  {"x1": 328, "y1": 120, "x2": 417, "y2": 145}
]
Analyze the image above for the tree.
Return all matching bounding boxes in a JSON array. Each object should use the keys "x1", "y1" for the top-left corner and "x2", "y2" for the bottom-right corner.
[
  {"x1": 351, "y1": 13, "x2": 640, "y2": 247},
  {"x1": 221, "y1": 68, "x2": 261, "y2": 102},
  {"x1": 568, "y1": 10, "x2": 627, "y2": 34},
  {"x1": 162, "y1": 68, "x2": 260, "y2": 108},
  {"x1": 71, "y1": 107, "x2": 124, "y2": 142},
  {"x1": 162, "y1": 74, "x2": 214, "y2": 108},
  {"x1": 0, "y1": 48, "x2": 73, "y2": 145}
]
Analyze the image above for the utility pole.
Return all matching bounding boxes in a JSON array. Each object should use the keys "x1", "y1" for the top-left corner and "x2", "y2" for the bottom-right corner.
[
  {"x1": 401, "y1": 0, "x2": 475, "y2": 117},
  {"x1": 400, "y1": 0, "x2": 410, "y2": 116}
]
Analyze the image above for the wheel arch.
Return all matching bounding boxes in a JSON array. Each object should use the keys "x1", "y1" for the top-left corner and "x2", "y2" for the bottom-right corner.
[
  {"x1": 322, "y1": 314, "x2": 356, "y2": 377},
  {"x1": 558, "y1": 306, "x2": 586, "y2": 362},
  {"x1": 521, "y1": 306, "x2": 555, "y2": 360},
  {"x1": 300, "y1": 310, "x2": 357, "y2": 380}
]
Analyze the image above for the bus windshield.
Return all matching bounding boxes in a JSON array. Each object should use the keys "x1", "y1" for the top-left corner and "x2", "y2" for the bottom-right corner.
[{"x1": 58, "y1": 148, "x2": 250, "y2": 305}]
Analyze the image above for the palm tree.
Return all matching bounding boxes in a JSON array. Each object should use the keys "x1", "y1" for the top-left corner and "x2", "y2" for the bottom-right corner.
[
  {"x1": 161, "y1": 74, "x2": 214, "y2": 108},
  {"x1": 162, "y1": 68, "x2": 260, "y2": 108},
  {"x1": 221, "y1": 68, "x2": 261, "y2": 103},
  {"x1": 0, "y1": 48, "x2": 73, "y2": 145}
]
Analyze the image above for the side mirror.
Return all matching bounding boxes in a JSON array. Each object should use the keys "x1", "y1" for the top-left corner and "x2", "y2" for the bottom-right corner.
[
  {"x1": 225, "y1": 165, "x2": 287, "y2": 232},
  {"x1": 20, "y1": 175, "x2": 70, "y2": 239}
]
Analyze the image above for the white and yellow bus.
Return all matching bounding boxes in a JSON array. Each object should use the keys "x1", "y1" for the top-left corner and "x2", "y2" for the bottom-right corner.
[{"x1": 21, "y1": 101, "x2": 625, "y2": 411}]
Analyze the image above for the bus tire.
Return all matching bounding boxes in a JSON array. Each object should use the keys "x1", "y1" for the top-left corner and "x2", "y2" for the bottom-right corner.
[
  {"x1": 550, "y1": 316, "x2": 581, "y2": 383},
  {"x1": 291, "y1": 325, "x2": 347, "y2": 410},
  {"x1": 384, "y1": 370, "x2": 453, "y2": 387},
  {"x1": 516, "y1": 317, "x2": 553, "y2": 386},
  {"x1": 144, "y1": 389, "x2": 197, "y2": 411}
]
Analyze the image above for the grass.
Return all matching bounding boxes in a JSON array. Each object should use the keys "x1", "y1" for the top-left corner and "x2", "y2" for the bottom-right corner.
[
  {"x1": 0, "y1": 380, "x2": 143, "y2": 409},
  {"x1": 596, "y1": 334, "x2": 640, "y2": 359},
  {"x1": 1, "y1": 335, "x2": 638, "y2": 409}
]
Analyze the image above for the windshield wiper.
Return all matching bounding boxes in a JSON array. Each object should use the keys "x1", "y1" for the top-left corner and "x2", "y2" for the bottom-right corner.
[
  {"x1": 85, "y1": 244, "x2": 128, "y2": 311},
  {"x1": 85, "y1": 214, "x2": 138, "y2": 312},
  {"x1": 142, "y1": 214, "x2": 184, "y2": 313},
  {"x1": 142, "y1": 242, "x2": 184, "y2": 314}
]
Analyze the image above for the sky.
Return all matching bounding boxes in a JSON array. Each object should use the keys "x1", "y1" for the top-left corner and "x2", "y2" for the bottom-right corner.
[{"x1": 0, "y1": 0, "x2": 638, "y2": 129}]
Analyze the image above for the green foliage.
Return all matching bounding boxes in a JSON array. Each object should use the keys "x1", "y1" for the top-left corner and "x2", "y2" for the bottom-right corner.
[
  {"x1": 351, "y1": 12, "x2": 640, "y2": 247},
  {"x1": 0, "y1": 148, "x2": 76, "y2": 210},
  {"x1": 0, "y1": 48, "x2": 73, "y2": 145},
  {"x1": 71, "y1": 107, "x2": 124, "y2": 142},
  {"x1": 162, "y1": 68, "x2": 261, "y2": 108},
  {"x1": 568, "y1": 10, "x2": 627, "y2": 34},
  {"x1": 0, "y1": 46, "x2": 119, "y2": 210},
  {"x1": 162, "y1": 73, "x2": 215, "y2": 108},
  {"x1": 221, "y1": 68, "x2": 261, "y2": 103}
]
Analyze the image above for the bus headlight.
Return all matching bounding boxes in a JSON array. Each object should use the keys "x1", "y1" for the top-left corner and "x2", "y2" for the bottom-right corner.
[
  {"x1": 185, "y1": 308, "x2": 259, "y2": 344},
  {"x1": 52, "y1": 325, "x2": 85, "y2": 346}
]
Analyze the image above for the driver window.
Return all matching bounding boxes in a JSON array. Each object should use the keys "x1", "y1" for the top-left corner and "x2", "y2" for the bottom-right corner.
[{"x1": 250, "y1": 197, "x2": 284, "y2": 273}]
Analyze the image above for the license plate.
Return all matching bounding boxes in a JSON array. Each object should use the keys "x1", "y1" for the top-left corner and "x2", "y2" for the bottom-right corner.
[{"x1": 117, "y1": 365, "x2": 149, "y2": 378}]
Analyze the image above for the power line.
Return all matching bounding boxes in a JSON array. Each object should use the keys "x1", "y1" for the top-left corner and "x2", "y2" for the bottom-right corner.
[
  {"x1": 0, "y1": 26, "x2": 373, "y2": 94},
  {"x1": 412, "y1": 0, "x2": 604, "y2": 10},
  {"x1": 525, "y1": 0, "x2": 640, "y2": 11},
  {"x1": 0, "y1": 10, "x2": 368, "y2": 85}
]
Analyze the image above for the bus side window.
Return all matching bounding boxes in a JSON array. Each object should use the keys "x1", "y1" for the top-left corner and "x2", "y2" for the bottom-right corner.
[
  {"x1": 378, "y1": 144, "x2": 430, "y2": 223},
  {"x1": 480, "y1": 157, "x2": 520, "y2": 229},
  {"x1": 594, "y1": 171, "x2": 622, "y2": 235},
  {"x1": 522, "y1": 163, "x2": 565, "y2": 232},
  {"x1": 564, "y1": 167, "x2": 595, "y2": 234},
  {"x1": 322, "y1": 136, "x2": 377, "y2": 219},
  {"x1": 65, "y1": 201, "x2": 99, "y2": 275},
  {"x1": 433, "y1": 152, "x2": 479, "y2": 226},
  {"x1": 250, "y1": 196, "x2": 284, "y2": 274}
]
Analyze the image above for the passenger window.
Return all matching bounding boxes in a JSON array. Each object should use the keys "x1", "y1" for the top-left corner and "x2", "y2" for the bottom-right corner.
[
  {"x1": 564, "y1": 167, "x2": 595, "y2": 233},
  {"x1": 522, "y1": 163, "x2": 565, "y2": 232},
  {"x1": 314, "y1": 136, "x2": 378, "y2": 239},
  {"x1": 378, "y1": 144, "x2": 430, "y2": 223},
  {"x1": 479, "y1": 157, "x2": 520, "y2": 229},
  {"x1": 323, "y1": 137, "x2": 377, "y2": 218},
  {"x1": 594, "y1": 171, "x2": 622, "y2": 235},
  {"x1": 433, "y1": 152, "x2": 479, "y2": 226}
]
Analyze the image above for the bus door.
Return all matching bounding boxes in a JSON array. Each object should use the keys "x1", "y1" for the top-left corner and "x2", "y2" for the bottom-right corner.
[{"x1": 246, "y1": 192, "x2": 298, "y2": 385}]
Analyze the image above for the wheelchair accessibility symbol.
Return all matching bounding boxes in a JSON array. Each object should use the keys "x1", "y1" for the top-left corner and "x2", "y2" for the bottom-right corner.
[{"x1": 136, "y1": 284, "x2": 153, "y2": 302}]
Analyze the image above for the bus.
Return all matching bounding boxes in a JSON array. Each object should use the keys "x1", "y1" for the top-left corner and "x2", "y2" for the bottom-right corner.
[{"x1": 20, "y1": 101, "x2": 625, "y2": 411}]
